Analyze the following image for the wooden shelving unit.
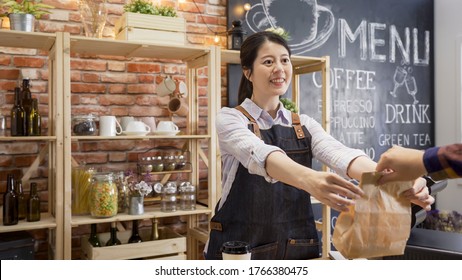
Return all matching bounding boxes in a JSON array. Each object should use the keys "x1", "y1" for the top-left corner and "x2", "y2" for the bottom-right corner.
[{"x1": 0, "y1": 30, "x2": 64, "y2": 259}]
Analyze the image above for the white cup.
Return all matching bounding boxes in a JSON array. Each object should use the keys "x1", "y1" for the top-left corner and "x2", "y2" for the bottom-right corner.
[
  {"x1": 157, "y1": 76, "x2": 176, "y2": 97},
  {"x1": 125, "y1": 120, "x2": 151, "y2": 133},
  {"x1": 157, "y1": 121, "x2": 178, "y2": 132},
  {"x1": 221, "y1": 241, "x2": 251, "y2": 260},
  {"x1": 0, "y1": 115, "x2": 5, "y2": 136},
  {"x1": 140, "y1": 116, "x2": 157, "y2": 132},
  {"x1": 178, "y1": 81, "x2": 188, "y2": 97},
  {"x1": 99, "y1": 116, "x2": 122, "y2": 136},
  {"x1": 120, "y1": 116, "x2": 135, "y2": 131}
]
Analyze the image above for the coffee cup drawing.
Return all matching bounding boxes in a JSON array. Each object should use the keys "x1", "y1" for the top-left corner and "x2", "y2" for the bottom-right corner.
[
  {"x1": 245, "y1": 0, "x2": 335, "y2": 54},
  {"x1": 99, "y1": 116, "x2": 122, "y2": 137}
]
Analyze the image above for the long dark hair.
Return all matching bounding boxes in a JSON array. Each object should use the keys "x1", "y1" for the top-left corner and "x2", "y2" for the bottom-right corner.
[{"x1": 237, "y1": 31, "x2": 291, "y2": 104}]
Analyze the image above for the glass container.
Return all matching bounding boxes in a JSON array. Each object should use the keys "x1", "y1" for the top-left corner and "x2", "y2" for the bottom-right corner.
[
  {"x1": 161, "y1": 182, "x2": 177, "y2": 212},
  {"x1": 72, "y1": 166, "x2": 95, "y2": 215},
  {"x1": 179, "y1": 182, "x2": 196, "y2": 211},
  {"x1": 72, "y1": 114, "x2": 97, "y2": 136},
  {"x1": 89, "y1": 172, "x2": 118, "y2": 218}
]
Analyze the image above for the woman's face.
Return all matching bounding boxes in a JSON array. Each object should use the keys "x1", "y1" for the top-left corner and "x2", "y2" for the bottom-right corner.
[{"x1": 245, "y1": 41, "x2": 292, "y2": 100}]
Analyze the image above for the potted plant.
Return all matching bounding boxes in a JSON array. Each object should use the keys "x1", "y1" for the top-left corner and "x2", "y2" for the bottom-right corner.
[
  {"x1": 1, "y1": 0, "x2": 54, "y2": 32},
  {"x1": 114, "y1": 0, "x2": 186, "y2": 45}
]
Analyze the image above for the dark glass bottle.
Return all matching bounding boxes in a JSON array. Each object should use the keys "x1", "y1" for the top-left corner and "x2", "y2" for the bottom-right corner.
[
  {"x1": 150, "y1": 218, "x2": 159, "y2": 240},
  {"x1": 128, "y1": 220, "x2": 143, "y2": 243},
  {"x1": 29, "y1": 98, "x2": 41, "y2": 136},
  {"x1": 21, "y1": 78, "x2": 33, "y2": 136},
  {"x1": 10, "y1": 87, "x2": 26, "y2": 136},
  {"x1": 88, "y1": 224, "x2": 102, "y2": 247},
  {"x1": 15, "y1": 179, "x2": 27, "y2": 220},
  {"x1": 27, "y1": 182, "x2": 41, "y2": 222},
  {"x1": 3, "y1": 174, "x2": 18, "y2": 226},
  {"x1": 105, "y1": 222, "x2": 121, "y2": 246}
]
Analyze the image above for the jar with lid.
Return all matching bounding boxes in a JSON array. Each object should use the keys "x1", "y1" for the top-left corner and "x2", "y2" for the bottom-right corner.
[
  {"x1": 89, "y1": 172, "x2": 118, "y2": 218},
  {"x1": 72, "y1": 114, "x2": 97, "y2": 136},
  {"x1": 140, "y1": 157, "x2": 153, "y2": 173},
  {"x1": 164, "y1": 155, "x2": 176, "y2": 171},
  {"x1": 179, "y1": 182, "x2": 196, "y2": 211},
  {"x1": 161, "y1": 182, "x2": 177, "y2": 212},
  {"x1": 115, "y1": 171, "x2": 129, "y2": 214},
  {"x1": 152, "y1": 156, "x2": 164, "y2": 172},
  {"x1": 175, "y1": 154, "x2": 186, "y2": 170}
]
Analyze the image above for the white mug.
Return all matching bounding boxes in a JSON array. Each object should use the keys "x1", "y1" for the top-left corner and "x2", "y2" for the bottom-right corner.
[
  {"x1": 140, "y1": 116, "x2": 157, "y2": 132},
  {"x1": 120, "y1": 116, "x2": 135, "y2": 131},
  {"x1": 157, "y1": 121, "x2": 178, "y2": 132},
  {"x1": 125, "y1": 120, "x2": 151, "y2": 133},
  {"x1": 157, "y1": 76, "x2": 176, "y2": 97},
  {"x1": 99, "y1": 116, "x2": 122, "y2": 136}
]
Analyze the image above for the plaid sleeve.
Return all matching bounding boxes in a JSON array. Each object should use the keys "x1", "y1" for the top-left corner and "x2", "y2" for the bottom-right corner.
[{"x1": 423, "y1": 144, "x2": 462, "y2": 180}]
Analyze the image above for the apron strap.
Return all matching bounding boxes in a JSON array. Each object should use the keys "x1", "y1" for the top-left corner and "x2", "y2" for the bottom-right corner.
[
  {"x1": 291, "y1": 112, "x2": 305, "y2": 139},
  {"x1": 235, "y1": 105, "x2": 262, "y2": 139}
]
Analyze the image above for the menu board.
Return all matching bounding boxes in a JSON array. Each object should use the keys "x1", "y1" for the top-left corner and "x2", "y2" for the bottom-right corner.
[{"x1": 227, "y1": 0, "x2": 434, "y2": 161}]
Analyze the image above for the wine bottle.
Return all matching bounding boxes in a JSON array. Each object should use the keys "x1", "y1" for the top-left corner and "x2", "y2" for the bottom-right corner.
[
  {"x1": 128, "y1": 220, "x2": 143, "y2": 243},
  {"x1": 150, "y1": 218, "x2": 159, "y2": 240},
  {"x1": 88, "y1": 224, "x2": 102, "y2": 247},
  {"x1": 15, "y1": 179, "x2": 27, "y2": 220},
  {"x1": 3, "y1": 174, "x2": 19, "y2": 226},
  {"x1": 21, "y1": 78, "x2": 33, "y2": 136},
  {"x1": 105, "y1": 222, "x2": 121, "y2": 246},
  {"x1": 10, "y1": 87, "x2": 26, "y2": 136},
  {"x1": 27, "y1": 182, "x2": 41, "y2": 222},
  {"x1": 29, "y1": 98, "x2": 41, "y2": 136}
]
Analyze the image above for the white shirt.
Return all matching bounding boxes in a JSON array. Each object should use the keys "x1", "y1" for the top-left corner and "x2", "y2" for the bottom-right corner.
[{"x1": 216, "y1": 98, "x2": 367, "y2": 210}]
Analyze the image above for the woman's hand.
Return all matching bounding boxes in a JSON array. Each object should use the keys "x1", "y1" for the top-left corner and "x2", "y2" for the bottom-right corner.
[
  {"x1": 303, "y1": 171, "x2": 365, "y2": 212},
  {"x1": 403, "y1": 177, "x2": 435, "y2": 211}
]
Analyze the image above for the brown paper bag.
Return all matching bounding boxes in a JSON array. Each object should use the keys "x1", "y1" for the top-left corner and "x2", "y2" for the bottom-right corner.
[{"x1": 332, "y1": 172, "x2": 412, "y2": 259}]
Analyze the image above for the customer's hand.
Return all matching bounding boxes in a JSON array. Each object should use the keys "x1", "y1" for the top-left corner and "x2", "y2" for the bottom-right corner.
[
  {"x1": 376, "y1": 146, "x2": 427, "y2": 184},
  {"x1": 403, "y1": 177, "x2": 434, "y2": 211}
]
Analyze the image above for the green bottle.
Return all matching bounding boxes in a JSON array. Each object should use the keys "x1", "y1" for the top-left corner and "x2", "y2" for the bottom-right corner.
[
  {"x1": 21, "y1": 78, "x2": 33, "y2": 136},
  {"x1": 10, "y1": 87, "x2": 26, "y2": 136},
  {"x1": 105, "y1": 222, "x2": 121, "y2": 246},
  {"x1": 15, "y1": 179, "x2": 27, "y2": 220},
  {"x1": 28, "y1": 98, "x2": 41, "y2": 136},
  {"x1": 88, "y1": 224, "x2": 102, "y2": 247},
  {"x1": 3, "y1": 174, "x2": 18, "y2": 226},
  {"x1": 128, "y1": 220, "x2": 143, "y2": 243},
  {"x1": 27, "y1": 182, "x2": 41, "y2": 222}
]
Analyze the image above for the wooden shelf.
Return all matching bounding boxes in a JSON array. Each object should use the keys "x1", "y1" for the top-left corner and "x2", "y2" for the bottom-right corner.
[
  {"x1": 71, "y1": 135, "x2": 210, "y2": 140},
  {"x1": 0, "y1": 213, "x2": 57, "y2": 233},
  {"x1": 69, "y1": 35, "x2": 209, "y2": 61},
  {"x1": 0, "y1": 136, "x2": 57, "y2": 141},
  {"x1": 0, "y1": 30, "x2": 56, "y2": 51},
  {"x1": 70, "y1": 204, "x2": 211, "y2": 226}
]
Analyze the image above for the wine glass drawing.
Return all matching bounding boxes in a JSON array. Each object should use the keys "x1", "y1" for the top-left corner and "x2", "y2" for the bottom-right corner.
[
  {"x1": 405, "y1": 75, "x2": 419, "y2": 105},
  {"x1": 390, "y1": 66, "x2": 407, "y2": 97}
]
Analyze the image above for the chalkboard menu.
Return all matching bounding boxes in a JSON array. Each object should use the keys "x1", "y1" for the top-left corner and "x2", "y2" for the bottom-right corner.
[{"x1": 227, "y1": 0, "x2": 434, "y2": 161}]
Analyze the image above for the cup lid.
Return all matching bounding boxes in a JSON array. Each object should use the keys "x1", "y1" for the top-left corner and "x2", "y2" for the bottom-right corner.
[{"x1": 221, "y1": 241, "x2": 251, "y2": 254}]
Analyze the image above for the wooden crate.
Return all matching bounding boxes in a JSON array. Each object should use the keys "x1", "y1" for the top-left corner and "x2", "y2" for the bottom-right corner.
[
  {"x1": 114, "y1": 12, "x2": 186, "y2": 45},
  {"x1": 81, "y1": 227, "x2": 186, "y2": 260}
]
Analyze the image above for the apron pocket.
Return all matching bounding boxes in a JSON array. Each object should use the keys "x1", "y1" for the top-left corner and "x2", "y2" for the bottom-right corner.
[
  {"x1": 284, "y1": 238, "x2": 320, "y2": 260},
  {"x1": 250, "y1": 242, "x2": 278, "y2": 260}
]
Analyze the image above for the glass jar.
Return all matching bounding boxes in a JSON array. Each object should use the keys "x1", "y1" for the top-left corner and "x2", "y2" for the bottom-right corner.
[
  {"x1": 115, "y1": 171, "x2": 128, "y2": 214},
  {"x1": 161, "y1": 182, "x2": 177, "y2": 212},
  {"x1": 152, "y1": 156, "x2": 164, "y2": 172},
  {"x1": 72, "y1": 166, "x2": 95, "y2": 215},
  {"x1": 179, "y1": 182, "x2": 196, "y2": 211},
  {"x1": 72, "y1": 114, "x2": 97, "y2": 136},
  {"x1": 90, "y1": 172, "x2": 118, "y2": 218},
  {"x1": 164, "y1": 155, "x2": 176, "y2": 171},
  {"x1": 175, "y1": 154, "x2": 186, "y2": 170}
]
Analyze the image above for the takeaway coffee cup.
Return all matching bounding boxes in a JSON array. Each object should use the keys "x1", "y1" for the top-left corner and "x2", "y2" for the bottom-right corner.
[
  {"x1": 99, "y1": 116, "x2": 122, "y2": 136},
  {"x1": 221, "y1": 241, "x2": 251, "y2": 260}
]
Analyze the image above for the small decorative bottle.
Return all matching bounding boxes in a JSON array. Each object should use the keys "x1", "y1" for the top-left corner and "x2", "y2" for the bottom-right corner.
[
  {"x1": 27, "y1": 182, "x2": 41, "y2": 222},
  {"x1": 88, "y1": 223, "x2": 101, "y2": 247},
  {"x1": 105, "y1": 222, "x2": 121, "y2": 246},
  {"x1": 21, "y1": 78, "x2": 33, "y2": 135},
  {"x1": 15, "y1": 179, "x2": 27, "y2": 220},
  {"x1": 150, "y1": 218, "x2": 159, "y2": 241},
  {"x1": 128, "y1": 220, "x2": 143, "y2": 243},
  {"x1": 10, "y1": 87, "x2": 26, "y2": 136},
  {"x1": 3, "y1": 174, "x2": 18, "y2": 226}
]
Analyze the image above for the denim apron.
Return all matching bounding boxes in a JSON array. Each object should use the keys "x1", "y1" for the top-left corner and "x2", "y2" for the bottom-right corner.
[{"x1": 206, "y1": 106, "x2": 320, "y2": 260}]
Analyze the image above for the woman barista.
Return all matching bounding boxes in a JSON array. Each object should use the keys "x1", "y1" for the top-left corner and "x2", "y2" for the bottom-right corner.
[{"x1": 205, "y1": 31, "x2": 434, "y2": 260}]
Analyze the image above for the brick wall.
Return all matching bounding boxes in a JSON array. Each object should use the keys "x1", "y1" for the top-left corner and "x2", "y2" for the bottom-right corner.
[{"x1": 0, "y1": 0, "x2": 228, "y2": 259}]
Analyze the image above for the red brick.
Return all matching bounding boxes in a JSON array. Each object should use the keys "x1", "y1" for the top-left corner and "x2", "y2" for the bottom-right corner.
[
  {"x1": 13, "y1": 57, "x2": 46, "y2": 68},
  {"x1": 99, "y1": 141, "x2": 136, "y2": 151},
  {"x1": 42, "y1": 0, "x2": 78, "y2": 10},
  {"x1": 0, "y1": 142, "x2": 39, "y2": 155},
  {"x1": 127, "y1": 84, "x2": 155, "y2": 94},
  {"x1": 179, "y1": 2, "x2": 205, "y2": 13},
  {"x1": 134, "y1": 95, "x2": 160, "y2": 106},
  {"x1": 99, "y1": 94, "x2": 135, "y2": 106},
  {"x1": 200, "y1": 15, "x2": 219, "y2": 25},
  {"x1": 0, "y1": 69, "x2": 20, "y2": 80},
  {"x1": 0, "y1": 155, "x2": 14, "y2": 167},
  {"x1": 82, "y1": 73, "x2": 100, "y2": 83},
  {"x1": 101, "y1": 73, "x2": 137, "y2": 83},
  {"x1": 206, "y1": 5, "x2": 226, "y2": 16},
  {"x1": 38, "y1": 70, "x2": 49, "y2": 81},
  {"x1": 0, "y1": 81, "x2": 18, "y2": 91},
  {"x1": 15, "y1": 155, "x2": 38, "y2": 167},
  {"x1": 78, "y1": 94, "x2": 100, "y2": 105},
  {"x1": 71, "y1": 72, "x2": 81, "y2": 82},
  {"x1": 0, "y1": 56, "x2": 11, "y2": 66},
  {"x1": 128, "y1": 106, "x2": 164, "y2": 117},
  {"x1": 108, "y1": 61, "x2": 126, "y2": 72},
  {"x1": 71, "y1": 83, "x2": 106, "y2": 93},
  {"x1": 197, "y1": 77, "x2": 208, "y2": 87},
  {"x1": 138, "y1": 74, "x2": 155, "y2": 83},
  {"x1": 109, "y1": 152, "x2": 127, "y2": 162},
  {"x1": 37, "y1": 21, "x2": 80, "y2": 34},
  {"x1": 108, "y1": 84, "x2": 126, "y2": 94},
  {"x1": 187, "y1": 24, "x2": 209, "y2": 34},
  {"x1": 127, "y1": 63, "x2": 161, "y2": 73},
  {"x1": 71, "y1": 60, "x2": 107, "y2": 71}
]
